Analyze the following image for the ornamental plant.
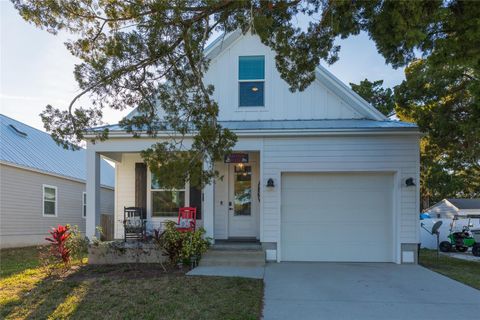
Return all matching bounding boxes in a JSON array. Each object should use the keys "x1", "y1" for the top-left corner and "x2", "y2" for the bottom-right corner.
[
  {"x1": 159, "y1": 221, "x2": 210, "y2": 266},
  {"x1": 45, "y1": 224, "x2": 71, "y2": 266},
  {"x1": 65, "y1": 225, "x2": 89, "y2": 262}
]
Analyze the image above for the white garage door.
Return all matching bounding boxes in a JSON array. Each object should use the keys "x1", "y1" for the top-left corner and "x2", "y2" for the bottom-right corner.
[{"x1": 281, "y1": 172, "x2": 394, "y2": 262}]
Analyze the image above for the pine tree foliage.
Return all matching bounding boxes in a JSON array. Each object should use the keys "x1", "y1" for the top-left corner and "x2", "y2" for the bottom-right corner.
[{"x1": 12, "y1": 0, "x2": 479, "y2": 191}]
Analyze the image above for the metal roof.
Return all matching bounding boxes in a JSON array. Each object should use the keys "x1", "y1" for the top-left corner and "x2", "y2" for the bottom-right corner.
[
  {"x1": 447, "y1": 198, "x2": 480, "y2": 210},
  {"x1": 0, "y1": 114, "x2": 115, "y2": 188},
  {"x1": 89, "y1": 119, "x2": 417, "y2": 133}
]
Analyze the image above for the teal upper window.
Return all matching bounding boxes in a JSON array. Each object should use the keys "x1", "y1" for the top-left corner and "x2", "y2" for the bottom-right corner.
[
  {"x1": 239, "y1": 56, "x2": 265, "y2": 80},
  {"x1": 239, "y1": 56, "x2": 265, "y2": 107}
]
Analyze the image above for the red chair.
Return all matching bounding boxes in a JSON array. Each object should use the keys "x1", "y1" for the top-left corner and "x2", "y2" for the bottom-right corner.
[{"x1": 177, "y1": 207, "x2": 197, "y2": 232}]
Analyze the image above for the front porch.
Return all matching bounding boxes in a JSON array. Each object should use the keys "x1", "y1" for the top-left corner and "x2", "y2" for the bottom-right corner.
[{"x1": 85, "y1": 144, "x2": 266, "y2": 249}]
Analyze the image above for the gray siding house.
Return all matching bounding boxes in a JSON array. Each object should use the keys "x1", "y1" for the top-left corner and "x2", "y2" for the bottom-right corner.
[{"x1": 0, "y1": 115, "x2": 115, "y2": 248}]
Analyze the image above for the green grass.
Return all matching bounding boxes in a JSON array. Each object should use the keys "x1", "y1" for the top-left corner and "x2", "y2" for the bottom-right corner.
[
  {"x1": 419, "y1": 249, "x2": 480, "y2": 290},
  {"x1": 0, "y1": 246, "x2": 41, "y2": 278},
  {"x1": 0, "y1": 247, "x2": 263, "y2": 320}
]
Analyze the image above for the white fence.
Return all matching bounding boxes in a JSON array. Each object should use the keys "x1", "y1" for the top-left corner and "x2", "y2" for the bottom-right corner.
[{"x1": 420, "y1": 218, "x2": 480, "y2": 249}]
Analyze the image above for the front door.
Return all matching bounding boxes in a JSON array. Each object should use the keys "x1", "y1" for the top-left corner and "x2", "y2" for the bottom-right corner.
[{"x1": 228, "y1": 161, "x2": 259, "y2": 238}]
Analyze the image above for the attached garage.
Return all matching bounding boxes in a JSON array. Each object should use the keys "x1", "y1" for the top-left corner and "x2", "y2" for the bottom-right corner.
[{"x1": 281, "y1": 172, "x2": 395, "y2": 262}]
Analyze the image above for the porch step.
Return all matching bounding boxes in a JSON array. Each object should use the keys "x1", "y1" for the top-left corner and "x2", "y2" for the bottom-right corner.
[
  {"x1": 199, "y1": 249, "x2": 265, "y2": 267},
  {"x1": 211, "y1": 241, "x2": 262, "y2": 251}
]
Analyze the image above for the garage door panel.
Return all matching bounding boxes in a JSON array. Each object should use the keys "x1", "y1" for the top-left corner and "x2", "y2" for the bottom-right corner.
[
  {"x1": 282, "y1": 243, "x2": 391, "y2": 262},
  {"x1": 281, "y1": 172, "x2": 393, "y2": 262},
  {"x1": 282, "y1": 173, "x2": 390, "y2": 189},
  {"x1": 282, "y1": 222, "x2": 390, "y2": 243},
  {"x1": 283, "y1": 192, "x2": 390, "y2": 216},
  {"x1": 281, "y1": 206, "x2": 391, "y2": 223}
]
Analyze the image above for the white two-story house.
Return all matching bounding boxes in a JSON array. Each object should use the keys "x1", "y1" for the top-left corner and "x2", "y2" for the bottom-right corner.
[{"x1": 85, "y1": 31, "x2": 421, "y2": 264}]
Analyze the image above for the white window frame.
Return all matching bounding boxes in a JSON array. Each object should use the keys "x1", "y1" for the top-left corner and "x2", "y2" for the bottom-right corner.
[
  {"x1": 147, "y1": 170, "x2": 190, "y2": 219},
  {"x1": 238, "y1": 55, "x2": 266, "y2": 108},
  {"x1": 42, "y1": 184, "x2": 57, "y2": 217},
  {"x1": 82, "y1": 192, "x2": 87, "y2": 218}
]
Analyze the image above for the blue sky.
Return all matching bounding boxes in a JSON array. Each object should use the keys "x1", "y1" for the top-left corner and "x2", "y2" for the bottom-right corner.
[{"x1": 1, "y1": 2, "x2": 405, "y2": 131}]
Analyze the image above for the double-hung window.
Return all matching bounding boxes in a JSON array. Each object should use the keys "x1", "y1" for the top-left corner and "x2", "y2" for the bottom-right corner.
[
  {"x1": 82, "y1": 192, "x2": 87, "y2": 218},
  {"x1": 151, "y1": 172, "x2": 186, "y2": 217},
  {"x1": 239, "y1": 56, "x2": 265, "y2": 107},
  {"x1": 43, "y1": 185, "x2": 57, "y2": 217}
]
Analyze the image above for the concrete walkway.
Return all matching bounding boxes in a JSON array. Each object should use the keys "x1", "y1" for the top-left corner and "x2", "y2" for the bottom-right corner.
[
  {"x1": 187, "y1": 266, "x2": 264, "y2": 279},
  {"x1": 263, "y1": 262, "x2": 480, "y2": 320}
]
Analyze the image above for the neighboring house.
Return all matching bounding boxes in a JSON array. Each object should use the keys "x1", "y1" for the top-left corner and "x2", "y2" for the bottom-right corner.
[
  {"x1": 85, "y1": 31, "x2": 421, "y2": 264},
  {"x1": 424, "y1": 198, "x2": 480, "y2": 219},
  {"x1": 0, "y1": 115, "x2": 115, "y2": 248}
]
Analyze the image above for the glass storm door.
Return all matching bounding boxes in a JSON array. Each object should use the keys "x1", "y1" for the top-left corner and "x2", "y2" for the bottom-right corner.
[{"x1": 228, "y1": 162, "x2": 258, "y2": 238}]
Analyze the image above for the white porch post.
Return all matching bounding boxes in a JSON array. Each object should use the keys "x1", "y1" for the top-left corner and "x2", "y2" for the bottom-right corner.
[
  {"x1": 202, "y1": 158, "x2": 215, "y2": 243},
  {"x1": 86, "y1": 149, "x2": 101, "y2": 239}
]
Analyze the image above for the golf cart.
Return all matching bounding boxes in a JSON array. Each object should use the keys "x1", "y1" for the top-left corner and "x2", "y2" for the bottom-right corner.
[{"x1": 439, "y1": 214, "x2": 480, "y2": 256}]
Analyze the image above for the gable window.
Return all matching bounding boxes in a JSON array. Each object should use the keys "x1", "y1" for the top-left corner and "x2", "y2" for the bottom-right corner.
[
  {"x1": 239, "y1": 56, "x2": 265, "y2": 107},
  {"x1": 151, "y1": 172, "x2": 186, "y2": 217},
  {"x1": 82, "y1": 192, "x2": 87, "y2": 218},
  {"x1": 43, "y1": 185, "x2": 57, "y2": 217}
]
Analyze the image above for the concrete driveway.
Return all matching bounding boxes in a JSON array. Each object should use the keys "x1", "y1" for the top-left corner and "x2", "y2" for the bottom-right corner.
[{"x1": 263, "y1": 262, "x2": 480, "y2": 320}]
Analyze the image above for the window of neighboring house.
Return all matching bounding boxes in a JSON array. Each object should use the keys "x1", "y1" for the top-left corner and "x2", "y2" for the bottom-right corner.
[
  {"x1": 43, "y1": 185, "x2": 57, "y2": 217},
  {"x1": 151, "y1": 172, "x2": 186, "y2": 217},
  {"x1": 82, "y1": 192, "x2": 87, "y2": 218},
  {"x1": 239, "y1": 55, "x2": 265, "y2": 107}
]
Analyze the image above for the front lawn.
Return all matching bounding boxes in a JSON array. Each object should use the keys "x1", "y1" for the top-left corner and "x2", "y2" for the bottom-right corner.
[
  {"x1": 419, "y1": 249, "x2": 480, "y2": 290},
  {"x1": 0, "y1": 247, "x2": 263, "y2": 320},
  {"x1": 0, "y1": 246, "x2": 41, "y2": 278}
]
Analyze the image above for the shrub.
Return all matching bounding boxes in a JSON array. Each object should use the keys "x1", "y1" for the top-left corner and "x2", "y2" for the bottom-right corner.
[
  {"x1": 159, "y1": 221, "x2": 210, "y2": 266},
  {"x1": 45, "y1": 225, "x2": 71, "y2": 266},
  {"x1": 66, "y1": 225, "x2": 88, "y2": 262},
  {"x1": 89, "y1": 226, "x2": 105, "y2": 246}
]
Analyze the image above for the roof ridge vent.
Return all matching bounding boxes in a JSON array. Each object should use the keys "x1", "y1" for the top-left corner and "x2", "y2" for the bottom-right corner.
[{"x1": 8, "y1": 124, "x2": 28, "y2": 137}]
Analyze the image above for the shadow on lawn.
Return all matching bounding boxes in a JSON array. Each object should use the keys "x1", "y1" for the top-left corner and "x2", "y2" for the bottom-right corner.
[
  {"x1": 1, "y1": 263, "x2": 180, "y2": 320},
  {"x1": 1, "y1": 262, "x2": 263, "y2": 320},
  {"x1": 1, "y1": 266, "x2": 88, "y2": 320}
]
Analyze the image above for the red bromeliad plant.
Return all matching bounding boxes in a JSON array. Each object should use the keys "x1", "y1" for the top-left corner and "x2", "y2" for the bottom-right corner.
[{"x1": 45, "y1": 225, "x2": 71, "y2": 266}]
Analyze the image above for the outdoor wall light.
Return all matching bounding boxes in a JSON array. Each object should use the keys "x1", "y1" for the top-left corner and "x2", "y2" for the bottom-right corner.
[
  {"x1": 266, "y1": 178, "x2": 275, "y2": 188},
  {"x1": 405, "y1": 177, "x2": 416, "y2": 187}
]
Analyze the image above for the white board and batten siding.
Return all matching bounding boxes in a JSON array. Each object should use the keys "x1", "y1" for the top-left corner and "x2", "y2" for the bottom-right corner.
[
  {"x1": 260, "y1": 135, "x2": 420, "y2": 262},
  {"x1": 153, "y1": 33, "x2": 359, "y2": 122},
  {"x1": 203, "y1": 33, "x2": 363, "y2": 122},
  {"x1": 0, "y1": 164, "x2": 114, "y2": 248}
]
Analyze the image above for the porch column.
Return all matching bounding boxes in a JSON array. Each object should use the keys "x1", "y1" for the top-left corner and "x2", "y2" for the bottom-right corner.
[
  {"x1": 202, "y1": 159, "x2": 215, "y2": 243},
  {"x1": 86, "y1": 149, "x2": 101, "y2": 239}
]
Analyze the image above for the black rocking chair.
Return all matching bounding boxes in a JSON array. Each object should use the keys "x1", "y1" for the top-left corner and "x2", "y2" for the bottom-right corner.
[{"x1": 123, "y1": 207, "x2": 146, "y2": 241}]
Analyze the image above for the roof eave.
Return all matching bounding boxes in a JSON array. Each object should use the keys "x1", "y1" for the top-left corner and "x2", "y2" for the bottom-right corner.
[
  {"x1": 84, "y1": 127, "x2": 421, "y2": 139},
  {"x1": 0, "y1": 160, "x2": 114, "y2": 190},
  {"x1": 315, "y1": 66, "x2": 387, "y2": 121}
]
